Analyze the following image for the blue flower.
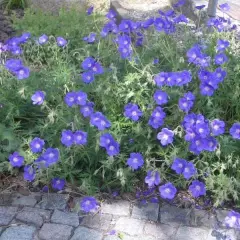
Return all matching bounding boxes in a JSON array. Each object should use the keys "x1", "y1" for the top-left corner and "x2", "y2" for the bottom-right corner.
[
  {"x1": 182, "y1": 162, "x2": 197, "y2": 180},
  {"x1": 86, "y1": 6, "x2": 94, "y2": 15},
  {"x1": 83, "y1": 33, "x2": 96, "y2": 43},
  {"x1": 38, "y1": 34, "x2": 48, "y2": 45},
  {"x1": 230, "y1": 123, "x2": 240, "y2": 139},
  {"x1": 145, "y1": 170, "x2": 161, "y2": 188},
  {"x1": 216, "y1": 39, "x2": 230, "y2": 52},
  {"x1": 80, "y1": 196, "x2": 98, "y2": 213},
  {"x1": 24, "y1": 166, "x2": 36, "y2": 182},
  {"x1": 154, "y1": 72, "x2": 167, "y2": 87},
  {"x1": 210, "y1": 119, "x2": 225, "y2": 136},
  {"x1": 80, "y1": 102, "x2": 94, "y2": 117},
  {"x1": 124, "y1": 103, "x2": 143, "y2": 121},
  {"x1": 51, "y1": 178, "x2": 65, "y2": 191},
  {"x1": 56, "y1": 37, "x2": 67, "y2": 47},
  {"x1": 30, "y1": 137, "x2": 45, "y2": 153},
  {"x1": 157, "y1": 128, "x2": 174, "y2": 146},
  {"x1": 189, "y1": 180, "x2": 206, "y2": 198},
  {"x1": 214, "y1": 53, "x2": 228, "y2": 65},
  {"x1": 90, "y1": 112, "x2": 111, "y2": 131},
  {"x1": 82, "y1": 57, "x2": 96, "y2": 70},
  {"x1": 100, "y1": 133, "x2": 115, "y2": 148},
  {"x1": 219, "y1": 3, "x2": 230, "y2": 12},
  {"x1": 15, "y1": 66, "x2": 30, "y2": 80},
  {"x1": 127, "y1": 153, "x2": 144, "y2": 170},
  {"x1": 159, "y1": 182, "x2": 177, "y2": 200},
  {"x1": 106, "y1": 9, "x2": 117, "y2": 20},
  {"x1": 31, "y1": 91, "x2": 45, "y2": 105},
  {"x1": 171, "y1": 158, "x2": 187, "y2": 174},
  {"x1": 74, "y1": 130, "x2": 87, "y2": 145},
  {"x1": 153, "y1": 90, "x2": 168, "y2": 105},
  {"x1": 178, "y1": 92, "x2": 195, "y2": 113},
  {"x1": 224, "y1": 211, "x2": 240, "y2": 229},
  {"x1": 42, "y1": 148, "x2": 60, "y2": 165},
  {"x1": 75, "y1": 91, "x2": 87, "y2": 106},
  {"x1": 81, "y1": 71, "x2": 95, "y2": 84},
  {"x1": 9, "y1": 152, "x2": 24, "y2": 167},
  {"x1": 64, "y1": 92, "x2": 77, "y2": 107},
  {"x1": 61, "y1": 130, "x2": 74, "y2": 147},
  {"x1": 106, "y1": 141, "x2": 120, "y2": 156}
]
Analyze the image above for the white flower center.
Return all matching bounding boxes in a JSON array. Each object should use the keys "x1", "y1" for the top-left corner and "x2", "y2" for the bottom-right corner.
[
  {"x1": 165, "y1": 188, "x2": 171, "y2": 193},
  {"x1": 132, "y1": 158, "x2": 138, "y2": 163},
  {"x1": 13, "y1": 157, "x2": 18, "y2": 162},
  {"x1": 132, "y1": 111, "x2": 137, "y2": 116},
  {"x1": 162, "y1": 134, "x2": 169, "y2": 140}
]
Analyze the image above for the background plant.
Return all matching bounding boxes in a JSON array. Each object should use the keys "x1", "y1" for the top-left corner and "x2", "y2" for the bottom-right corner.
[{"x1": 1, "y1": 6, "x2": 240, "y2": 206}]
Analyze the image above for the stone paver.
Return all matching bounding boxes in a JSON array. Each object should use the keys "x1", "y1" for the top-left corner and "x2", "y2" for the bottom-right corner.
[
  {"x1": 101, "y1": 201, "x2": 130, "y2": 216},
  {"x1": 36, "y1": 194, "x2": 68, "y2": 210},
  {"x1": 0, "y1": 206, "x2": 18, "y2": 226},
  {"x1": 16, "y1": 211, "x2": 44, "y2": 227},
  {"x1": 191, "y1": 209, "x2": 217, "y2": 228},
  {"x1": 144, "y1": 222, "x2": 178, "y2": 239},
  {"x1": 175, "y1": 226, "x2": 209, "y2": 240},
  {"x1": 0, "y1": 226, "x2": 36, "y2": 240},
  {"x1": 215, "y1": 209, "x2": 228, "y2": 226},
  {"x1": 81, "y1": 213, "x2": 112, "y2": 231},
  {"x1": 207, "y1": 228, "x2": 240, "y2": 240},
  {"x1": 160, "y1": 204, "x2": 192, "y2": 226},
  {"x1": 132, "y1": 203, "x2": 159, "y2": 222},
  {"x1": 12, "y1": 195, "x2": 37, "y2": 207},
  {"x1": 70, "y1": 226, "x2": 103, "y2": 240},
  {"x1": 39, "y1": 223, "x2": 73, "y2": 240},
  {"x1": 114, "y1": 217, "x2": 145, "y2": 236},
  {"x1": 104, "y1": 235, "x2": 155, "y2": 240},
  {"x1": 0, "y1": 197, "x2": 240, "y2": 240},
  {"x1": 51, "y1": 209, "x2": 79, "y2": 227},
  {"x1": 22, "y1": 207, "x2": 51, "y2": 221}
]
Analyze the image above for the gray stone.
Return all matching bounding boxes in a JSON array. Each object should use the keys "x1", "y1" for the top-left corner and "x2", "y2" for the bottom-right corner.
[
  {"x1": 144, "y1": 222, "x2": 178, "y2": 239},
  {"x1": 51, "y1": 209, "x2": 79, "y2": 227},
  {"x1": 15, "y1": 211, "x2": 44, "y2": 227},
  {"x1": 0, "y1": 195, "x2": 12, "y2": 205},
  {"x1": 36, "y1": 193, "x2": 68, "y2": 210},
  {"x1": 104, "y1": 236, "x2": 155, "y2": 240},
  {"x1": 0, "y1": 226, "x2": 36, "y2": 240},
  {"x1": 39, "y1": 223, "x2": 73, "y2": 240},
  {"x1": 207, "y1": 228, "x2": 240, "y2": 240},
  {"x1": 101, "y1": 201, "x2": 130, "y2": 216},
  {"x1": 175, "y1": 226, "x2": 209, "y2": 240},
  {"x1": 22, "y1": 207, "x2": 51, "y2": 221},
  {"x1": 132, "y1": 203, "x2": 159, "y2": 222},
  {"x1": 160, "y1": 204, "x2": 192, "y2": 226},
  {"x1": 190, "y1": 209, "x2": 217, "y2": 228},
  {"x1": 81, "y1": 213, "x2": 112, "y2": 231},
  {"x1": 70, "y1": 226, "x2": 103, "y2": 240},
  {"x1": 0, "y1": 206, "x2": 18, "y2": 226},
  {"x1": 12, "y1": 194, "x2": 37, "y2": 207},
  {"x1": 114, "y1": 217, "x2": 145, "y2": 236},
  {"x1": 215, "y1": 209, "x2": 229, "y2": 226}
]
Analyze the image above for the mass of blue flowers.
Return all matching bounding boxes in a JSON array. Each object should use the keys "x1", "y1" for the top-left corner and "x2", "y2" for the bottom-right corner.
[{"x1": 1, "y1": 0, "x2": 240, "y2": 219}]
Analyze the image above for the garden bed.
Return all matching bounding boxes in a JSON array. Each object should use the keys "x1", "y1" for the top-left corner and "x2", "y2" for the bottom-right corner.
[{"x1": 1, "y1": 0, "x2": 240, "y2": 230}]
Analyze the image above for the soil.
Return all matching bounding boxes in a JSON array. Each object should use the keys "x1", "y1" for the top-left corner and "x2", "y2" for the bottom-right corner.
[{"x1": 0, "y1": 8, "x2": 24, "y2": 43}]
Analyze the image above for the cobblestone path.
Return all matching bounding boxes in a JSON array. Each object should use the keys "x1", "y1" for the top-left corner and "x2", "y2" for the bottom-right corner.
[{"x1": 0, "y1": 193, "x2": 239, "y2": 240}]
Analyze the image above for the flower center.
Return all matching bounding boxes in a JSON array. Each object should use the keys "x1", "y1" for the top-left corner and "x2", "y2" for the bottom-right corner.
[
  {"x1": 13, "y1": 157, "x2": 18, "y2": 162},
  {"x1": 132, "y1": 111, "x2": 137, "y2": 116},
  {"x1": 132, "y1": 158, "x2": 138, "y2": 163},
  {"x1": 165, "y1": 188, "x2": 171, "y2": 193}
]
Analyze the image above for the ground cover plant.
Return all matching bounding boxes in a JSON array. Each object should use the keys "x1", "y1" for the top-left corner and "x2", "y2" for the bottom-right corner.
[{"x1": 1, "y1": 0, "x2": 240, "y2": 227}]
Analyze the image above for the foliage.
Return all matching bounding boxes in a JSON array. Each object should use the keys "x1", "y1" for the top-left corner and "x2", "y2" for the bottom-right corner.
[
  {"x1": 0, "y1": 0, "x2": 27, "y2": 10},
  {"x1": 1, "y1": 7, "x2": 240, "y2": 206}
]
